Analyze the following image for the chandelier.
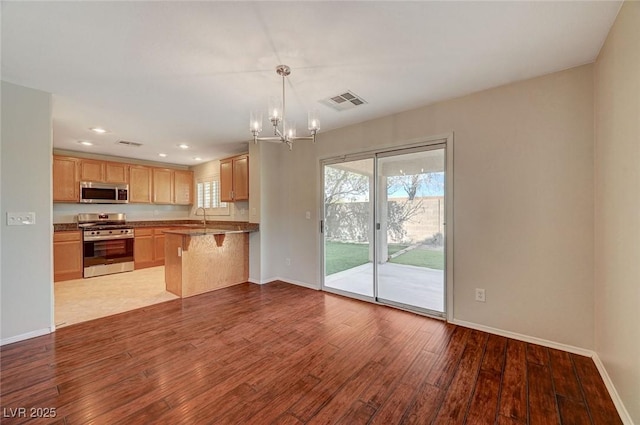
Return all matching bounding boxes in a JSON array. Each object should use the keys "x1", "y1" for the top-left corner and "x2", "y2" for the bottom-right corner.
[{"x1": 250, "y1": 65, "x2": 320, "y2": 150}]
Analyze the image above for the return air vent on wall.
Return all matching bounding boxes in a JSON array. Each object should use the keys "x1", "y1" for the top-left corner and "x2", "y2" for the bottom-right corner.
[
  {"x1": 320, "y1": 90, "x2": 368, "y2": 111},
  {"x1": 116, "y1": 140, "x2": 143, "y2": 147}
]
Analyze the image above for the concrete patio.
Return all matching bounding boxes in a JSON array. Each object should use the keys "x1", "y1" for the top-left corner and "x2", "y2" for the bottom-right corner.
[{"x1": 324, "y1": 262, "x2": 444, "y2": 313}]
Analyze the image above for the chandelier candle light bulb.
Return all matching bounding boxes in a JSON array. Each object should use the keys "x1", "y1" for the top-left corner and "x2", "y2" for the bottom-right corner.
[
  {"x1": 286, "y1": 122, "x2": 296, "y2": 139},
  {"x1": 268, "y1": 96, "x2": 282, "y2": 124},
  {"x1": 250, "y1": 64, "x2": 320, "y2": 150},
  {"x1": 308, "y1": 110, "x2": 321, "y2": 132},
  {"x1": 250, "y1": 111, "x2": 263, "y2": 134}
]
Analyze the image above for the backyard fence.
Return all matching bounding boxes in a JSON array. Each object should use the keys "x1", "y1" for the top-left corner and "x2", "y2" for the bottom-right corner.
[{"x1": 325, "y1": 196, "x2": 445, "y2": 244}]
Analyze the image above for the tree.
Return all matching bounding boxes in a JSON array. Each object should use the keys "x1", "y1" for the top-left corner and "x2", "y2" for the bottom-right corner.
[
  {"x1": 324, "y1": 167, "x2": 369, "y2": 204},
  {"x1": 324, "y1": 167, "x2": 371, "y2": 242}
]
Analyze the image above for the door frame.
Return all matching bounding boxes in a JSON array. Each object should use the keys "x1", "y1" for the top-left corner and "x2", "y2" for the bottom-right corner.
[{"x1": 319, "y1": 133, "x2": 455, "y2": 321}]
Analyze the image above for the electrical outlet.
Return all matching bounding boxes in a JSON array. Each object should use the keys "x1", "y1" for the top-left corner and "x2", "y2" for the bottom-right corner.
[
  {"x1": 7, "y1": 212, "x2": 36, "y2": 226},
  {"x1": 305, "y1": 211, "x2": 311, "y2": 220},
  {"x1": 285, "y1": 258, "x2": 291, "y2": 266},
  {"x1": 475, "y1": 288, "x2": 486, "y2": 302}
]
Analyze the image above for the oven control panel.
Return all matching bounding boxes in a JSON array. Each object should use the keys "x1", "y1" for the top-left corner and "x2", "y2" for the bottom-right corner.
[{"x1": 83, "y1": 228, "x2": 134, "y2": 241}]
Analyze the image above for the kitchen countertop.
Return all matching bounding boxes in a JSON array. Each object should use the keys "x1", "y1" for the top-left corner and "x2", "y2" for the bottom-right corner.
[
  {"x1": 53, "y1": 220, "x2": 259, "y2": 232},
  {"x1": 161, "y1": 227, "x2": 254, "y2": 236}
]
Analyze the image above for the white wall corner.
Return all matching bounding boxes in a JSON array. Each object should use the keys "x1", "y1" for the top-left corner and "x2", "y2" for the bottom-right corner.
[
  {"x1": 248, "y1": 278, "x2": 268, "y2": 285},
  {"x1": 274, "y1": 278, "x2": 320, "y2": 290},
  {"x1": 591, "y1": 353, "x2": 635, "y2": 425},
  {"x1": 452, "y1": 319, "x2": 634, "y2": 424}
]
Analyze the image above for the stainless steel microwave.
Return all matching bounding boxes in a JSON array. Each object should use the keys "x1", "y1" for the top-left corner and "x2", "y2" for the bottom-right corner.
[{"x1": 80, "y1": 182, "x2": 129, "y2": 204}]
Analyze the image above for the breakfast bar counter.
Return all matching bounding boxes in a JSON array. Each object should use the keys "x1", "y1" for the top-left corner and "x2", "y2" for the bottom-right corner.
[{"x1": 163, "y1": 227, "x2": 255, "y2": 298}]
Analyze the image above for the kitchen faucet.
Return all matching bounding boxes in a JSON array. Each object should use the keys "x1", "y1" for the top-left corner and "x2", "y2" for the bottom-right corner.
[{"x1": 196, "y1": 207, "x2": 207, "y2": 228}]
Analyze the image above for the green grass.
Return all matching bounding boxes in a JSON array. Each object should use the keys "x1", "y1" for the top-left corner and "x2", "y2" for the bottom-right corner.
[
  {"x1": 325, "y1": 241, "x2": 443, "y2": 275},
  {"x1": 389, "y1": 248, "x2": 444, "y2": 270},
  {"x1": 387, "y1": 244, "x2": 409, "y2": 255},
  {"x1": 325, "y1": 241, "x2": 369, "y2": 275}
]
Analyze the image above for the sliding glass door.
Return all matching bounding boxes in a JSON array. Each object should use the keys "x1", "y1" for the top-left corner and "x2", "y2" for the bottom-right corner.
[
  {"x1": 322, "y1": 158, "x2": 375, "y2": 298},
  {"x1": 321, "y1": 141, "x2": 448, "y2": 317},
  {"x1": 376, "y1": 146, "x2": 446, "y2": 313}
]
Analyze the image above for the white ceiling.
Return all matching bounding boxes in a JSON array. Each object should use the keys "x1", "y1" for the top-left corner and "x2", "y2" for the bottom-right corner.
[{"x1": 1, "y1": 1, "x2": 621, "y2": 166}]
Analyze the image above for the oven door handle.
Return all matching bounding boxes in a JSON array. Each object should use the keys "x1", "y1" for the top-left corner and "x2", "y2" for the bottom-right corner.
[{"x1": 83, "y1": 234, "x2": 135, "y2": 242}]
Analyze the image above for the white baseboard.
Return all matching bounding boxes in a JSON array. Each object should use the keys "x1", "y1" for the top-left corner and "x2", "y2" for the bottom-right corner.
[
  {"x1": 450, "y1": 319, "x2": 593, "y2": 356},
  {"x1": 248, "y1": 278, "x2": 266, "y2": 285},
  {"x1": 591, "y1": 353, "x2": 635, "y2": 425},
  {"x1": 451, "y1": 319, "x2": 634, "y2": 424},
  {"x1": 248, "y1": 275, "x2": 281, "y2": 285},
  {"x1": 0, "y1": 327, "x2": 53, "y2": 346},
  {"x1": 273, "y1": 277, "x2": 320, "y2": 290},
  {"x1": 248, "y1": 277, "x2": 320, "y2": 290}
]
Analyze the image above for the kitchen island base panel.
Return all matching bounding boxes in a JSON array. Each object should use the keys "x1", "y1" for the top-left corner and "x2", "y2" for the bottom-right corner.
[{"x1": 164, "y1": 232, "x2": 249, "y2": 298}]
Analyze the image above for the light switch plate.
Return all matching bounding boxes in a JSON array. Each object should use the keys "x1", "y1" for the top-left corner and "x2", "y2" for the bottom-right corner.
[{"x1": 7, "y1": 212, "x2": 36, "y2": 226}]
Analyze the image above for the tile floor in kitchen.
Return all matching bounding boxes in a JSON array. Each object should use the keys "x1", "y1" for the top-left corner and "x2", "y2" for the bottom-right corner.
[{"x1": 54, "y1": 266, "x2": 178, "y2": 328}]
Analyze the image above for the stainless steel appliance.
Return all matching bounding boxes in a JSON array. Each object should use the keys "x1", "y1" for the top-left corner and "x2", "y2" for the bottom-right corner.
[
  {"x1": 80, "y1": 182, "x2": 129, "y2": 204},
  {"x1": 78, "y1": 213, "x2": 134, "y2": 278}
]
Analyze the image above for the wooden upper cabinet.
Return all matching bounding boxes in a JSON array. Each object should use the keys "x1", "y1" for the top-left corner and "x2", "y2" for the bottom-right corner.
[
  {"x1": 53, "y1": 156, "x2": 79, "y2": 202},
  {"x1": 174, "y1": 170, "x2": 194, "y2": 205},
  {"x1": 52, "y1": 154, "x2": 192, "y2": 204},
  {"x1": 105, "y1": 162, "x2": 129, "y2": 184},
  {"x1": 153, "y1": 168, "x2": 174, "y2": 204},
  {"x1": 233, "y1": 155, "x2": 249, "y2": 201},
  {"x1": 79, "y1": 159, "x2": 105, "y2": 182},
  {"x1": 79, "y1": 159, "x2": 128, "y2": 184},
  {"x1": 220, "y1": 158, "x2": 234, "y2": 202},
  {"x1": 220, "y1": 154, "x2": 249, "y2": 202},
  {"x1": 129, "y1": 165, "x2": 152, "y2": 203}
]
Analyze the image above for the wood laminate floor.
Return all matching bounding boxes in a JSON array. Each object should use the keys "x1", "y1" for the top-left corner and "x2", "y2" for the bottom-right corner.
[{"x1": 0, "y1": 282, "x2": 621, "y2": 424}]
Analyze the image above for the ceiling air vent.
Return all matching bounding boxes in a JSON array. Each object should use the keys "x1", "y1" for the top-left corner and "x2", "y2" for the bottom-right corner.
[
  {"x1": 320, "y1": 90, "x2": 368, "y2": 111},
  {"x1": 116, "y1": 140, "x2": 143, "y2": 147}
]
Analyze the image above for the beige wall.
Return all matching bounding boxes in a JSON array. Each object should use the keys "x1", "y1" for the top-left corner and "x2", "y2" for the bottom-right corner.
[
  {"x1": 594, "y1": 1, "x2": 640, "y2": 422},
  {"x1": 1, "y1": 81, "x2": 54, "y2": 343},
  {"x1": 263, "y1": 64, "x2": 596, "y2": 349}
]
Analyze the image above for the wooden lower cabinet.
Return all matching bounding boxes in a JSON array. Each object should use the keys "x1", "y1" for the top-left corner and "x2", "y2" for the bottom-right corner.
[
  {"x1": 154, "y1": 228, "x2": 171, "y2": 263},
  {"x1": 134, "y1": 228, "x2": 155, "y2": 269},
  {"x1": 54, "y1": 231, "x2": 83, "y2": 281},
  {"x1": 134, "y1": 227, "x2": 172, "y2": 269}
]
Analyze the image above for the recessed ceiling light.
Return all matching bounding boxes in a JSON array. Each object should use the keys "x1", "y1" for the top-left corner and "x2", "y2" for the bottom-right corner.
[
  {"x1": 194, "y1": 157, "x2": 203, "y2": 161},
  {"x1": 90, "y1": 127, "x2": 108, "y2": 134},
  {"x1": 158, "y1": 153, "x2": 167, "y2": 157},
  {"x1": 178, "y1": 144, "x2": 190, "y2": 149},
  {"x1": 78, "y1": 140, "x2": 93, "y2": 146}
]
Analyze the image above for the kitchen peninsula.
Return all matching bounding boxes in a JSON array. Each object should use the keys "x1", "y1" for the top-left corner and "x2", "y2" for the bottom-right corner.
[{"x1": 163, "y1": 224, "x2": 257, "y2": 298}]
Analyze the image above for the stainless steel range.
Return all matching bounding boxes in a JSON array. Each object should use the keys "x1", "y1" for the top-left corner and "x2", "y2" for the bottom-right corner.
[{"x1": 78, "y1": 213, "x2": 134, "y2": 278}]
